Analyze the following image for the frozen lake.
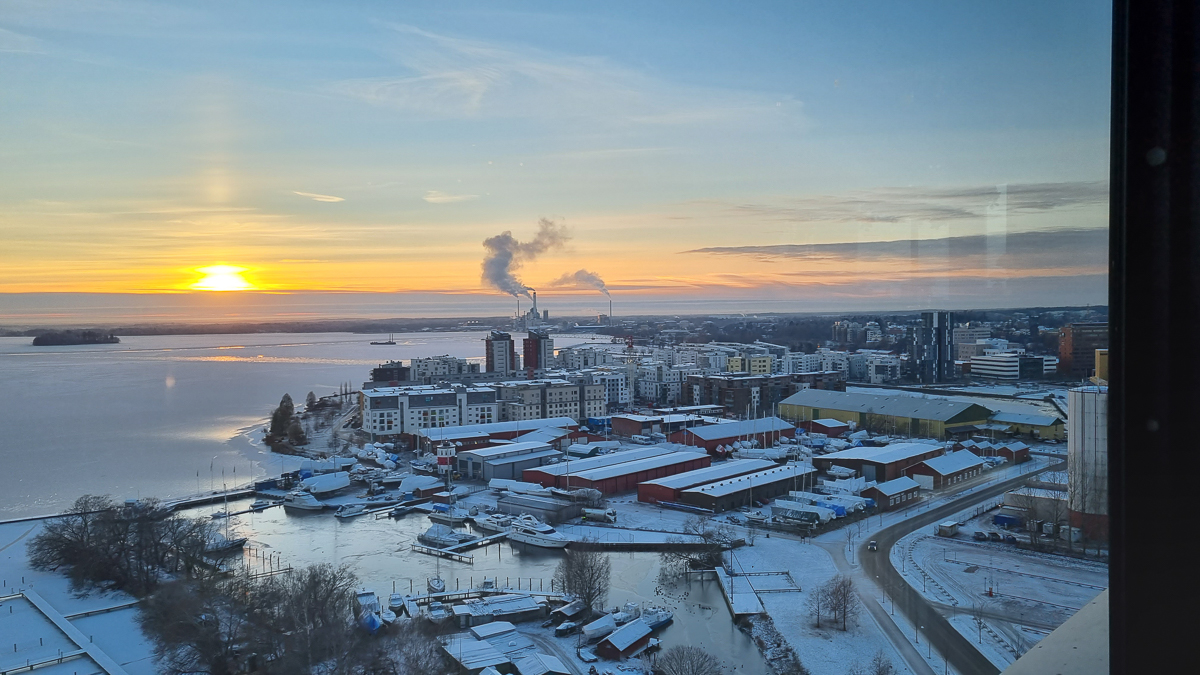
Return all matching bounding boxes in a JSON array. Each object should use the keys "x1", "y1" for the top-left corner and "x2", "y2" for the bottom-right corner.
[{"x1": 0, "y1": 331, "x2": 609, "y2": 519}]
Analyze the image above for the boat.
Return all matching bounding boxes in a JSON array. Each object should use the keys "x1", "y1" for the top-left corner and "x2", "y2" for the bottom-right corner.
[
  {"x1": 356, "y1": 589, "x2": 384, "y2": 633},
  {"x1": 428, "y1": 504, "x2": 473, "y2": 526},
  {"x1": 210, "y1": 511, "x2": 229, "y2": 519},
  {"x1": 641, "y1": 606, "x2": 674, "y2": 630},
  {"x1": 507, "y1": 515, "x2": 570, "y2": 548},
  {"x1": 418, "y1": 524, "x2": 477, "y2": 548},
  {"x1": 427, "y1": 601, "x2": 450, "y2": 621},
  {"x1": 370, "y1": 334, "x2": 396, "y2": 345},
  {"x1": 250, "y1": 499, "x2": 276, "y2": 510},
  {"x1": 204, "y1": 532, "x2": 248, "y2": 555},
  {"x1": 478, "y1": 577, "x2": 496, "y2": 591},
  {"x1": 388, "y1": 593, "x2": 406, "y2": 613},
  {"x1": 428, "y1": 555, "x2": 446, "y2": 594},
  {"x1": 379, "y1": 607, "x2": 397, "y2": 625},
  {"x1": 581, "y1": 613, "x2": 617, "y2": 642},
  {"x1": 299, "y1": 471, "x2": 351, "y2": 495},
  {"x1": 334, "y1": 504, "x2": 366, "y2": 518},
  {"x1": 389, "y1": 505, "x2": 415, "y2": 518},
  {"x1": 409, "y1": 459, "x2": 436, "y2": 474},
  {"x1": 471, "y1": 513, "x2": 514, "y2": 533},
  {"x1": 282, "y1": 491, "x2": 325, "y2": 511}
]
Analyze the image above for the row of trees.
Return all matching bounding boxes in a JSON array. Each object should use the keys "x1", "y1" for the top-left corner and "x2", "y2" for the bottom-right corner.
[
  {"x1": 806, "y1": 574, "x2": 862, "y2": 631},
  {"x1": 660, "y1": 516, "x2": 737, "y2": 571},
  {"x1": 139, "y1": 564, "x2": 452, "y2": 675},
  {"x1": 27, "y1": 495, "x2": 216, "y2": 596}
]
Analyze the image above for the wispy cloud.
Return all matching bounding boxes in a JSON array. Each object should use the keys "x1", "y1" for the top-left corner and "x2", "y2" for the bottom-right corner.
[
  {"x1": 423, "y1": 190, "x2": 477, "y2": 204},
  {"x1": 333, "y1": 24, "x2": 804, "y2": 127},
  {"x1": 697, "y1": 182, "x2": 1108, "y2": 226},
  {"x1": 0, "y1": 27, "x2": 43, "y2": 54},
  {"x1": 292, "y1": 191, "x2": 344, "y2": 203},
  {"x1": 684, "y1": 227, "x2": 1108, "y2": 274}
]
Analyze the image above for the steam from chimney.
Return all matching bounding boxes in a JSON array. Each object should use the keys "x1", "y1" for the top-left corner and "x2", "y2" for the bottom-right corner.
[
  {"x1": 550, "y1": 268, "x2": 610, "y2": 297},
  {"x1": 481, "y1": 218, "x2": 570, "y2": 298}
]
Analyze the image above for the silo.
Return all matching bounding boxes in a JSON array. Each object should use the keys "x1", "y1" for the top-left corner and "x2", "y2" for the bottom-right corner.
[{"x1": 1067, "y1": 386, "x2": 1108, "y2": 540}]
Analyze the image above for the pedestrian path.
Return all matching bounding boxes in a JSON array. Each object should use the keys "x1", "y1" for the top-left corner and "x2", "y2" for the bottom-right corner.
[{"x1": 20, "y1": 589, "x2": 130, "y2": 675}]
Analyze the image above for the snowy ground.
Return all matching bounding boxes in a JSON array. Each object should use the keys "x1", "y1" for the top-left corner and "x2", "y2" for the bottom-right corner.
[
  {"x1": 0, "y1": 521, "x2": 156, "y2": 675},
  {"x1": 890, "y1": 507, "x2": 1108, "y2": 669}
]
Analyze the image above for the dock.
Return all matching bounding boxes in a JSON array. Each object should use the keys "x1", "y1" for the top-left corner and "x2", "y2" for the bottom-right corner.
[
  {"x1": 711, "y1": 567, "x2": 801, "y2": 618},
  {"x1": 410, "y1": 531, "x2": 510, "y2": 563}
]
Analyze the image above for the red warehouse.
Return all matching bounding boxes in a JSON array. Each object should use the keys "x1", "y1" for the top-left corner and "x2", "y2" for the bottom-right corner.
[
  {"x1": 669, "y1": 417, "x2": 795, "y2": 453},
  {"x1": 565, "y1": 452, "x2": 711, "y2": 495},
  {"x1": 522, "y1": 447, "x2": 672, "y2": 488},
  {"x1": 637, "y1": 459, "x2": 777, "y2": 504},
  {"x1": 861, "y1": 476, "x2": 922, "y2": 511},
  {"x1": 904, "y1": 450, "x2": 985, "y2": 490}
]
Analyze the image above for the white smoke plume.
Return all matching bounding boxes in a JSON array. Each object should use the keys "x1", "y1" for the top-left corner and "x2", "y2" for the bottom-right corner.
[
  {"x1": 550, "y1": 268, "x2": 610, "y2": 296},
  {"x1": 481, "y1": 218, "x2": 570, "y2": 298}
]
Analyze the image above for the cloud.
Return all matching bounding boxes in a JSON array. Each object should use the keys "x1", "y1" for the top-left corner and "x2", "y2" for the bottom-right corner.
[
  {"x1": 423, "y1": 190, "x2": 478, "y2": 204},
  {"x1": 333, "y1": 24, "x2": 804, "y2": 127},
  {"x1": 0, "y1": 27, "x2": 43, "y2": 54},
  {"x1": 292, "y1": 191, "x2": 345, "y2": 203},
  {"x1": 481, "y1": 218, "x2": 570, "y2": 297},
  {"x1": 684, "y1": 226, "x2": 1108, "y2": 274},
  {"x1": 699, "y1": 182, "x2": 1108, "y2": 226},
  {"x1": 549, "y1": 269, "x2": 610, "y2": 296}
]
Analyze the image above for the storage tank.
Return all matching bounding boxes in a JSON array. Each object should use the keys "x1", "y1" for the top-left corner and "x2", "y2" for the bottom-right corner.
[{"x1": 1067, "y1": 386, "x2": 1108, "y2": 540}]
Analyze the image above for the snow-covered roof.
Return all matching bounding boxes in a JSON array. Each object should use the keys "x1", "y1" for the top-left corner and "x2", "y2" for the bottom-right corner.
[
  {"x1": 990, "y1": 412, "x2": 1063, "y2": 427},
  {"x1": 819, "y1": 442, "x2": 942, "y2": 465},
  {"x1": 572, "y1": 452, "x2": 703, "y2": 482},
  {"x1": 420, "y1": 417, "x2": 579, "y2": 440},
  {"x1": 813, "y1": 418, "x2": 850, "y2": 427},
  {"x1": 682, "y1": 464, "x2": 816, "y2": 498},
  {"x1": 683, "y1": 417, "x2": 794, "y2": 441},
  {"x1": 781, "y1": 389, "x2": 992, "y2": 422},
  {"x1": 441, "y1": 635, "x2": 508, "y2": 670},
  {"x1": 600, "y1": 618, "x2": 651, "y2": 651},
  {"x1": 515, "y1": 653, "x2": 570, "y2": 675},
  {"x1": 518, "y1": 427, "x2": 572, "y2": 444},
  {"x1": 871, "y1": 476, "x2": 921, "y2": 496},
  {"x1": 919, "y1": 451, "x2": 984, "y2": 476},
  {"x1": 484, "y1": 449, "x2": 562, "y2": 467},
  {"x1": 460, "y1": 441, "x2": 552, "y2": 459},
  {"x1": 527, "y1": 447, "x2": 673, "y2": 476},
  {"x1": 638, "y1": 459, "x2": 778, "y2": 490},
  {"x1": 470, "y1": 621, "x2": 518, "y2": 640}
]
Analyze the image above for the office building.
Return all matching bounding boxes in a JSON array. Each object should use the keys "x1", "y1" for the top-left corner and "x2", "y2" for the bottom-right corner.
[
  {"x1": 913, "y1": 311, "x2": 954, "y2": 384},
  {"x1": 1058, "y1": 323, "x2": 1108, "y2": 378},
  {"x1": 522, "y1": 330, "x2": 554, "y2": 371}
]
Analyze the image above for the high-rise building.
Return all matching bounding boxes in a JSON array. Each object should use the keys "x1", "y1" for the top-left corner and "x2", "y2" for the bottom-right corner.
[
  {"x1": 1068, "y1": 386, "x2": 1108, "y2": 541},
  {"x1": 913, "y1": 311, "x2": 954, "y2": 384},
  {"x1": 1058, "y1": 323, "x2": 1108, "y2": 378},
  {"x1": 485, "y1": 331, "x2": 517, "y2": 375},
  {"x1": 523, "y1": 330, "x2": 554, "y2": 371}
]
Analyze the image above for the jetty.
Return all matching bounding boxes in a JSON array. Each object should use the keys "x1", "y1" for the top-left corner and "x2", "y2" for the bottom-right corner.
[{"x1": 411, "y1": 531, "x2": 510, "y2": 563}]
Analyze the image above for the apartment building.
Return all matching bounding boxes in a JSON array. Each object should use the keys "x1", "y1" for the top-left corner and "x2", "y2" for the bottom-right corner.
[
  {"x1": 557, "y1": 346, "x2": 615, "y2": 369},
  {"x1": 636, "y1": 363, "x2": 702, "y2": 405},
  {"x1": 360, "y1": 385, "x2": 498, "y2": 440},
  {"x1": 409, "y1": 355, "x2": 480, "y2": 383},
  {"x1": 494, "y1": 379, "x2": 606, "y2": 422},
  {"x1": 727, "y1": 354, "x2": 773, "y2": 375},
  {"x1": 485, "y1": 330, "x2": 518, "y2": 375}
]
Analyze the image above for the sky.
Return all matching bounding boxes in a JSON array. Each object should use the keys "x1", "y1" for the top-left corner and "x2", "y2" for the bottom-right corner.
[{"x1": 0, "y1": 1, "x2": 1113, "y2": 323}]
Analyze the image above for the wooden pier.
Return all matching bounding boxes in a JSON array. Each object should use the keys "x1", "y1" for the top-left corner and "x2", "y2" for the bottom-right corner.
[{"x1": 410, "y1": 531, "x2": 510, "y2": 563}]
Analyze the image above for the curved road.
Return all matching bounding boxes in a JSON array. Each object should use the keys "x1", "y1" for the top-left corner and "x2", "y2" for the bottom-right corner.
[{"x1": 858, "y1": 462, "x2": 1065, "y2": 675}]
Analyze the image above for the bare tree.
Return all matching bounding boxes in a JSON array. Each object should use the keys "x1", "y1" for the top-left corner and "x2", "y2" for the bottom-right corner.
[
  {"x1": 660, "y1": 516, "x2": 734, "y2": 571},
  {"x1": 971, "y1": 602, "x2": 987, "y2": 644},
  {"x1": 869, "y1": 650, "x2": 896, "y2": 675},
  {"x1": 822, "y1": 575, "x2": 861, "y2": 631},
  {"x1": 746, "y1": 519, "x2": 759, "y2": 546},
  {"x1": 553, "y1": 538, "x2": 611, "y2": 615},
  {"x1": 805, "y1": 584, "x2": 823, "y2": 628},
  {"x1": 656, "y1": 645, "x2": 723, "y2": 675}
]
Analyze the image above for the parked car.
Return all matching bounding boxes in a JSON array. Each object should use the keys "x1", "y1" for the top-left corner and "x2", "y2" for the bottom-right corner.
[
  {"x1": 988, "y1": 532, "x2": 1003, "y2": 542},
  {"x1": 973, "y1": 531, "x2": 988, "y2": 541},
  {"x1": 1003, "y1": 534, "x2": 1018, "y2": 544},
  {"x1": 867, "y1": 540, "x2": 878, "y2": 551}
]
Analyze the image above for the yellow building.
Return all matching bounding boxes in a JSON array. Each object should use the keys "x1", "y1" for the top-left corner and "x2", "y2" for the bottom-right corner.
[
  {"x1": 779, "y1": 389, "x2": 993, "y2": 440},
  {"x1": 728, "y1": 355, "x2": 772, "y2": 375}
]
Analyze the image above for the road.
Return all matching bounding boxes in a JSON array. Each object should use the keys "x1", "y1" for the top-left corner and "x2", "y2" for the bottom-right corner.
[{"x1": 858, "y1": 461, "x2": 1065, "y2": 675}]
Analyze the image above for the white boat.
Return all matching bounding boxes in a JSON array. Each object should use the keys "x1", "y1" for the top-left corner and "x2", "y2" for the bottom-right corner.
[
  {"x1": 300, "y1": 471, "x2": 351, "y2": 495},
  {"x1": 204, "y1": 532, "x2": 248, "y2": 555},
  {"x1": 250, "y1": 499, "x2": 276, "y2": 510},
  {"x1": 428, "y1": 577, "x2": 446, "y2": 593},
  {"x1": 379, "y1": 607, "x2": 397, "y2": 625},
  {"x1": 581, "y1": 613, "x2": 617, "y2": 642},
  {"x1": 427, "y1": 601, "x2": 450, "y2": 621},
  {"x1": 334, "y1": 504, "x2": 366, "y2": 518},
  {"x1": 642, "y1": 606, "x2": 674, "y2": 629},
  {"x1": 282, "y1": 490, "x2": 324, "y2": 511},
  {"x1": 428, "y1": 505, "x2": 474, "y2": 526},
  {"x1": 472, "y1": 513, "x2": 514, "y2": 533},
  {"x1": 388, "y1": 593, "x2": 405, "y2": 613},
  {"x1": 507, "y1": 515, "x2": 570, "y2": 548},
  {"x1": 418, "y1": 524, "x2": 477, "y2": 548}
]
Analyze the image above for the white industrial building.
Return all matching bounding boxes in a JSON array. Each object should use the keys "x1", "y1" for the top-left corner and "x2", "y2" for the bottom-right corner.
[
  {"x1": 360, "y1": 385, "x2": 498, "y2": 439},
  {"x1": 1068, "y1": 386, "x2": 1108, "y2": 540}
]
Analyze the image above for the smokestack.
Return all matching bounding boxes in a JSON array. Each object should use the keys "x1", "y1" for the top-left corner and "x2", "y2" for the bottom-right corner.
[
  {"x1": 532, "y1": 290, "x2": 538, "y2": 315},
  {"x1": 609, "y1": 298, "x2": 613, "y2": 325}
]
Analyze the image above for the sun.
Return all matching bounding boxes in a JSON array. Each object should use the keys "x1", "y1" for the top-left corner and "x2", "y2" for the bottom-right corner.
[{"x1": 190, "y1": 265, "x2": 256, "y2": 291}]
